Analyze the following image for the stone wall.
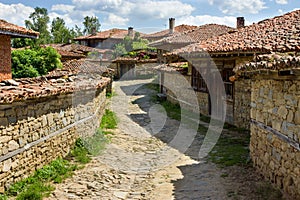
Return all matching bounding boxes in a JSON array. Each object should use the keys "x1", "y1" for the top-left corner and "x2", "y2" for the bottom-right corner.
[
  {"x1": 0, "y1": 35, "x2": 12, "y2": 81},
  {"x1": 0, "y1": 87, "x2": 107, "y2": 191},
  {"x1": 163, "y1": 72, "x2": 203, "y2": 113},
  {"x1": 234, "y1": 79, "x2": 251, "y2": 129},
  {"x1": 250, "y1": 79, "x2": 300, "y2": 198}
]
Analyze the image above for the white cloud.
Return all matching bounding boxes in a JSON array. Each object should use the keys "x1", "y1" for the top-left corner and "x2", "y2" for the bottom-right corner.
[
  {"x1": 0, "y1": 3, "x2": 34, "y2": 26},
  {"x1": 51, "y1": 4, "x2": 75, "y2": 13},
  {"x1": 209, "y1": 0, "x2": 267, "y2": 15},
  {"x1": 275, "y1": 0, "x2": 288, "y2": 4},
  {"x1": 72, "y1": 0, "x2": 123, "y2": 10},
  {"x1": 177, "y1": 15, "x2": 237, "y2": 27},
  {"x1": 105, "y1": 13, "x2": 129, "y2": 25},
  {"x1": 132, "y1": 0, "x2": 194, "y2": 19}
]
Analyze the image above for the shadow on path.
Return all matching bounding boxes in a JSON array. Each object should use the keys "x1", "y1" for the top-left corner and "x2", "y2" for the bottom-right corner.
[{"x1": 118, "y1": 79, "x2": 228, "y2": 199}]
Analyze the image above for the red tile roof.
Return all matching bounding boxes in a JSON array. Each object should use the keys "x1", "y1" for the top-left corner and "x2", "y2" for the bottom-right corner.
[
  {"x1": 0, "y1": 75, "x2": 110, "y2": 104},
  {"x1": 234, "y1": 53, "x2": 300, "y2": 74},
  {"x1": 0, "y1": 19, "x2": 39, "y2": 38},
  {"x1": 154, "y1": 62, "x2": 188, "y2": 73},
  {"x1": 176, "y1": 10, "x2": 300, "y2": 55},
  {"x1": 74, "y1": 29, "x2": 128, "y2": 40},
  {"x1": 48, "y1": 59, "x2": 114, "y2": 77},
  {"x1": 150, "y1": 24, "x2": 235, "y2": 47},
  {"x1": 43, "y1": 43, "x2": 103, "y2": 55},
  {"x1": 144, "y1": 24, "x2": 198, "y2": 40}
]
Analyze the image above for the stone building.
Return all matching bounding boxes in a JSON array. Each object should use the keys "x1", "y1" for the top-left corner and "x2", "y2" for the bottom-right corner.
[
  {"x1": 144, "y1": 18, "x2": 197, "y2": 42},
  {"x1": 74, "y1": 27, "x2": 142, "y2": 49},
  {"x1": 234, "y1": 53, "x2": 300, "y2": 198},
  {"x1": 149, "y1": 23, "x2": 235, "y2": 63},
  {"x1": 160, "y1": 10, "x2": 300, "y2": 129},
  {"x1": 0, "y1": 19, "x2": 39, "y2": 81},
  {"x1": 158, "y1": 10, "x2": 300, "y2": 197}
]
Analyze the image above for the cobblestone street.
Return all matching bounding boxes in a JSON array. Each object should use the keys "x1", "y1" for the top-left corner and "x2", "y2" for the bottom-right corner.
[{"x1": 46, "y1": 79, "x2": 279, "y2": 200}]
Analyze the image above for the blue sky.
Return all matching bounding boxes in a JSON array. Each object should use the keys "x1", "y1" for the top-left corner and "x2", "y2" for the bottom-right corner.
[{"x1": 0, "y1": 0, "x2": 299, "y2": 33}]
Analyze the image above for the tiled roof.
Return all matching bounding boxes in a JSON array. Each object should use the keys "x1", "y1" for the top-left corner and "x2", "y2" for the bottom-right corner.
[
  {"x1": 145, "y1": 24, "x2": 198, "y2": 40},
  {"x1": 234, "y1": 53, "x2": 300, "y2": 75},
  {"x1": 47, "y1": 59, "x2": 114, "y2": 77},
  {"x1": 0, "y1": 19, "x2": 39, "y2": 38},
  {"x1": 74, "y1": 29, "x2": 128, "y2": 40},
  {"x1": 176, "y1": 10, "x2": 300, "y2": 54},
  {"x1": 154, "y1": 62, "x2": 188, "y2": 73},
  {"x1": 0, "y1": 75, "x2": 110, "y2": 104},
  {"x1": 43, "y1": 43, "x2": 103, "y2": 55},
  {"x1": 150, "y1": 24, "x2": 235, "y2": 48},
  {"x1": 56, "y1": 50, "x2": 85, "y2": 59}
]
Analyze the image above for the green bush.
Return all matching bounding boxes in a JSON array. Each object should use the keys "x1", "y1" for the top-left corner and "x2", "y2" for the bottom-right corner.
[
  {"x1": 100, "y1": 109, "x2": 118, "y2": 129},
  {"x1": 11, "y1": 47, "x2": 62, "y2": 78}
]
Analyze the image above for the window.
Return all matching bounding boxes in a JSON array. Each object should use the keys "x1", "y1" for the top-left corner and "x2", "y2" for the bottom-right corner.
[
  {"x1": 192, "y1": 66, "x2": 208, "y2": 92},
  {"x1": 222, "y1": 69, "x2": 234, "y2": 99}
]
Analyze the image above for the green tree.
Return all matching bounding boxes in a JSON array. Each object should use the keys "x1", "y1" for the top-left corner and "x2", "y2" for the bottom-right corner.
[
  {"x1": 69, "y1": 25, "x2": 83, "y2": 40},
  {"x1": 113, "y1": 43, "x2": 127, "y2": 58},
  {"x1": 11, "y1": 38, "x2": 34, "y2": 48},
  {"x1": 25, "y1": 7, "x2": 51, "y2": 45},
  {"x1": 11, "y1": 47, "x2": 62, "y2": 78},
  {"x1": 51, "y1": 17, "x2": 71, "y2": 43},
  {"x1": 83, "y1": 16, "x2": 100, "y2": 35}
]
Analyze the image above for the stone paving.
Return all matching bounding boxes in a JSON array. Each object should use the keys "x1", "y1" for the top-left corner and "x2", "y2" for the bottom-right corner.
[{"x1": 46, "y1": 79, "x2": 242, "y2": 200}]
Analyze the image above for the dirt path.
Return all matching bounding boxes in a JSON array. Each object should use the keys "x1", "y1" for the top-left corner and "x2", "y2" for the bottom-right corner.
[{"x1": 46, "y1": 79, "x2": 280, "y2": 200}]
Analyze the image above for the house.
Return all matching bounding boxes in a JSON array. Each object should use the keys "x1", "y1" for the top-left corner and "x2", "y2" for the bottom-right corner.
[
  {"x1": 149, "y1": 23, "x2": 236, "y2": 63},
  {"x1": 111, "y1": 52, "x2": 157, "y2": 79},
  {"x1": 160, "y1": 11, "x2": 300, "y2": 128},
  {"x1": 0, "y1": 19, "x2": 39, "y2": 81},
  {"x1": 234, "y1": 53, "x2": 300, "y2": 198},
  {"x1": 161, "y1": 10, "x2": 300, "y2": 197},
  {"x1": 144, "y1": 18, "x2": 197, "y2": 42},
  {"x1": 74, "y1": 27, "x2": 142, "y2": 49},
  {"x1": 42, "y1": 43, "x2": 113, "y2": 62}
]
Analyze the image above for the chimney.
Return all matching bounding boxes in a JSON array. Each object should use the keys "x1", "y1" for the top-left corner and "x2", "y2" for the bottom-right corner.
[
  {"x1": 169, "y1": 18, "x2": 175, "y2": 34},
  {"x1": 91, "y1": 27, "x2": 96, "y2": 35},
  {"x1": 128, "y1": 27, "x2": 134, "y2": 37},
  {"x1": 236, "y1": 17, "x2": 245, "y2": 29}
]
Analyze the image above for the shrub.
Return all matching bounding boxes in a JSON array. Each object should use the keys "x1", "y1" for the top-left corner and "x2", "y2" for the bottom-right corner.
[{"x1": 11, "y1": 47, "x2": 62, "y2": 78}]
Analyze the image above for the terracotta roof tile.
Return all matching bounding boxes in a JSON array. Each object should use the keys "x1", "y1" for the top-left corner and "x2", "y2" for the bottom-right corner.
[
  {"x1": 150, "y1": 24, "x2": 235, "y2": 48},
  {"x1": 145, "y1": 24, "x2": 197, "y2": 40},
  {"x1": 0, "y1": 19, "x2": 39, "y2": 38},
  {"x1": 43, "y1": 43, "x2": 103, "y2": 55},
  {"x1": 154, "y1": 62, "x2": 188, "y2": 73},
  {"x1": 47, "y1": 59, "x2": 114, "y2": 77},
  {"x1": 0, "y1": 75, "x2": 111, "y2": 104},
  {"x1": 176, "y1": 10, "x2": 300, "y2": 54},
  {"x1": 74, "y1": 29, "x2": 127, "y2": 40},
  {"x1": 234, "y1": 53, "x2": 300, "y2": 75}
]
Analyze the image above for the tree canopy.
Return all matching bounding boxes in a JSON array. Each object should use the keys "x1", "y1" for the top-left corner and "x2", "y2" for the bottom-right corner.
[
  {"x1": 12, "y1": 8, "x2": 99, "y2": 47},
  {"x1": 51, "y1": 17, "x2": 72, "y2": 43},
  {"x1": 83, "y1": 16, "x2": 101, "y2": 35},
  {"x1": 25, "y1": 7, "x2": 51, "y2": 45}
]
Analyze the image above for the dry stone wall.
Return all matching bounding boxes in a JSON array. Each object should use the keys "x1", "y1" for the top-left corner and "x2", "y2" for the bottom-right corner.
[
  {"x1": 0, "y1": 86, "x2": 107, "y2": 191},
  {"x1": 234, "y1": 79, "x2": 251, "y2": 129},
  {"x1": 250, "y1": 79, "x2": 300, "y2": 198}
]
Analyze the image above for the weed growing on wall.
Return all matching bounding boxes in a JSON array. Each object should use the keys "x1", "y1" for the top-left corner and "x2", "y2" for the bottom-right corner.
[{"x1": 4, "y1": 110, "x2": 117, "y2": 200}]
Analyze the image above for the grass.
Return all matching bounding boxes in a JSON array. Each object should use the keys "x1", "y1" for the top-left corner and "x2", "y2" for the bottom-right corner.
[
  {"x1": 106, "y1": 91, "x2": 116, "y2": 98},
  {"x1": 160, "y1": 101, "x2": 181, "y2": 121},
  {"x1": 6, "y1": 158, "x2": 76, "y2": 200},
  {"x1": 208, "y1": 133, "x2": 250, "y2": 167},
  {"x1": 100, "y1": 109, "x2": 118, "y2": 129},
  {"x1": 4, "y1": 109, "x2": 117, "y2": 200}
]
